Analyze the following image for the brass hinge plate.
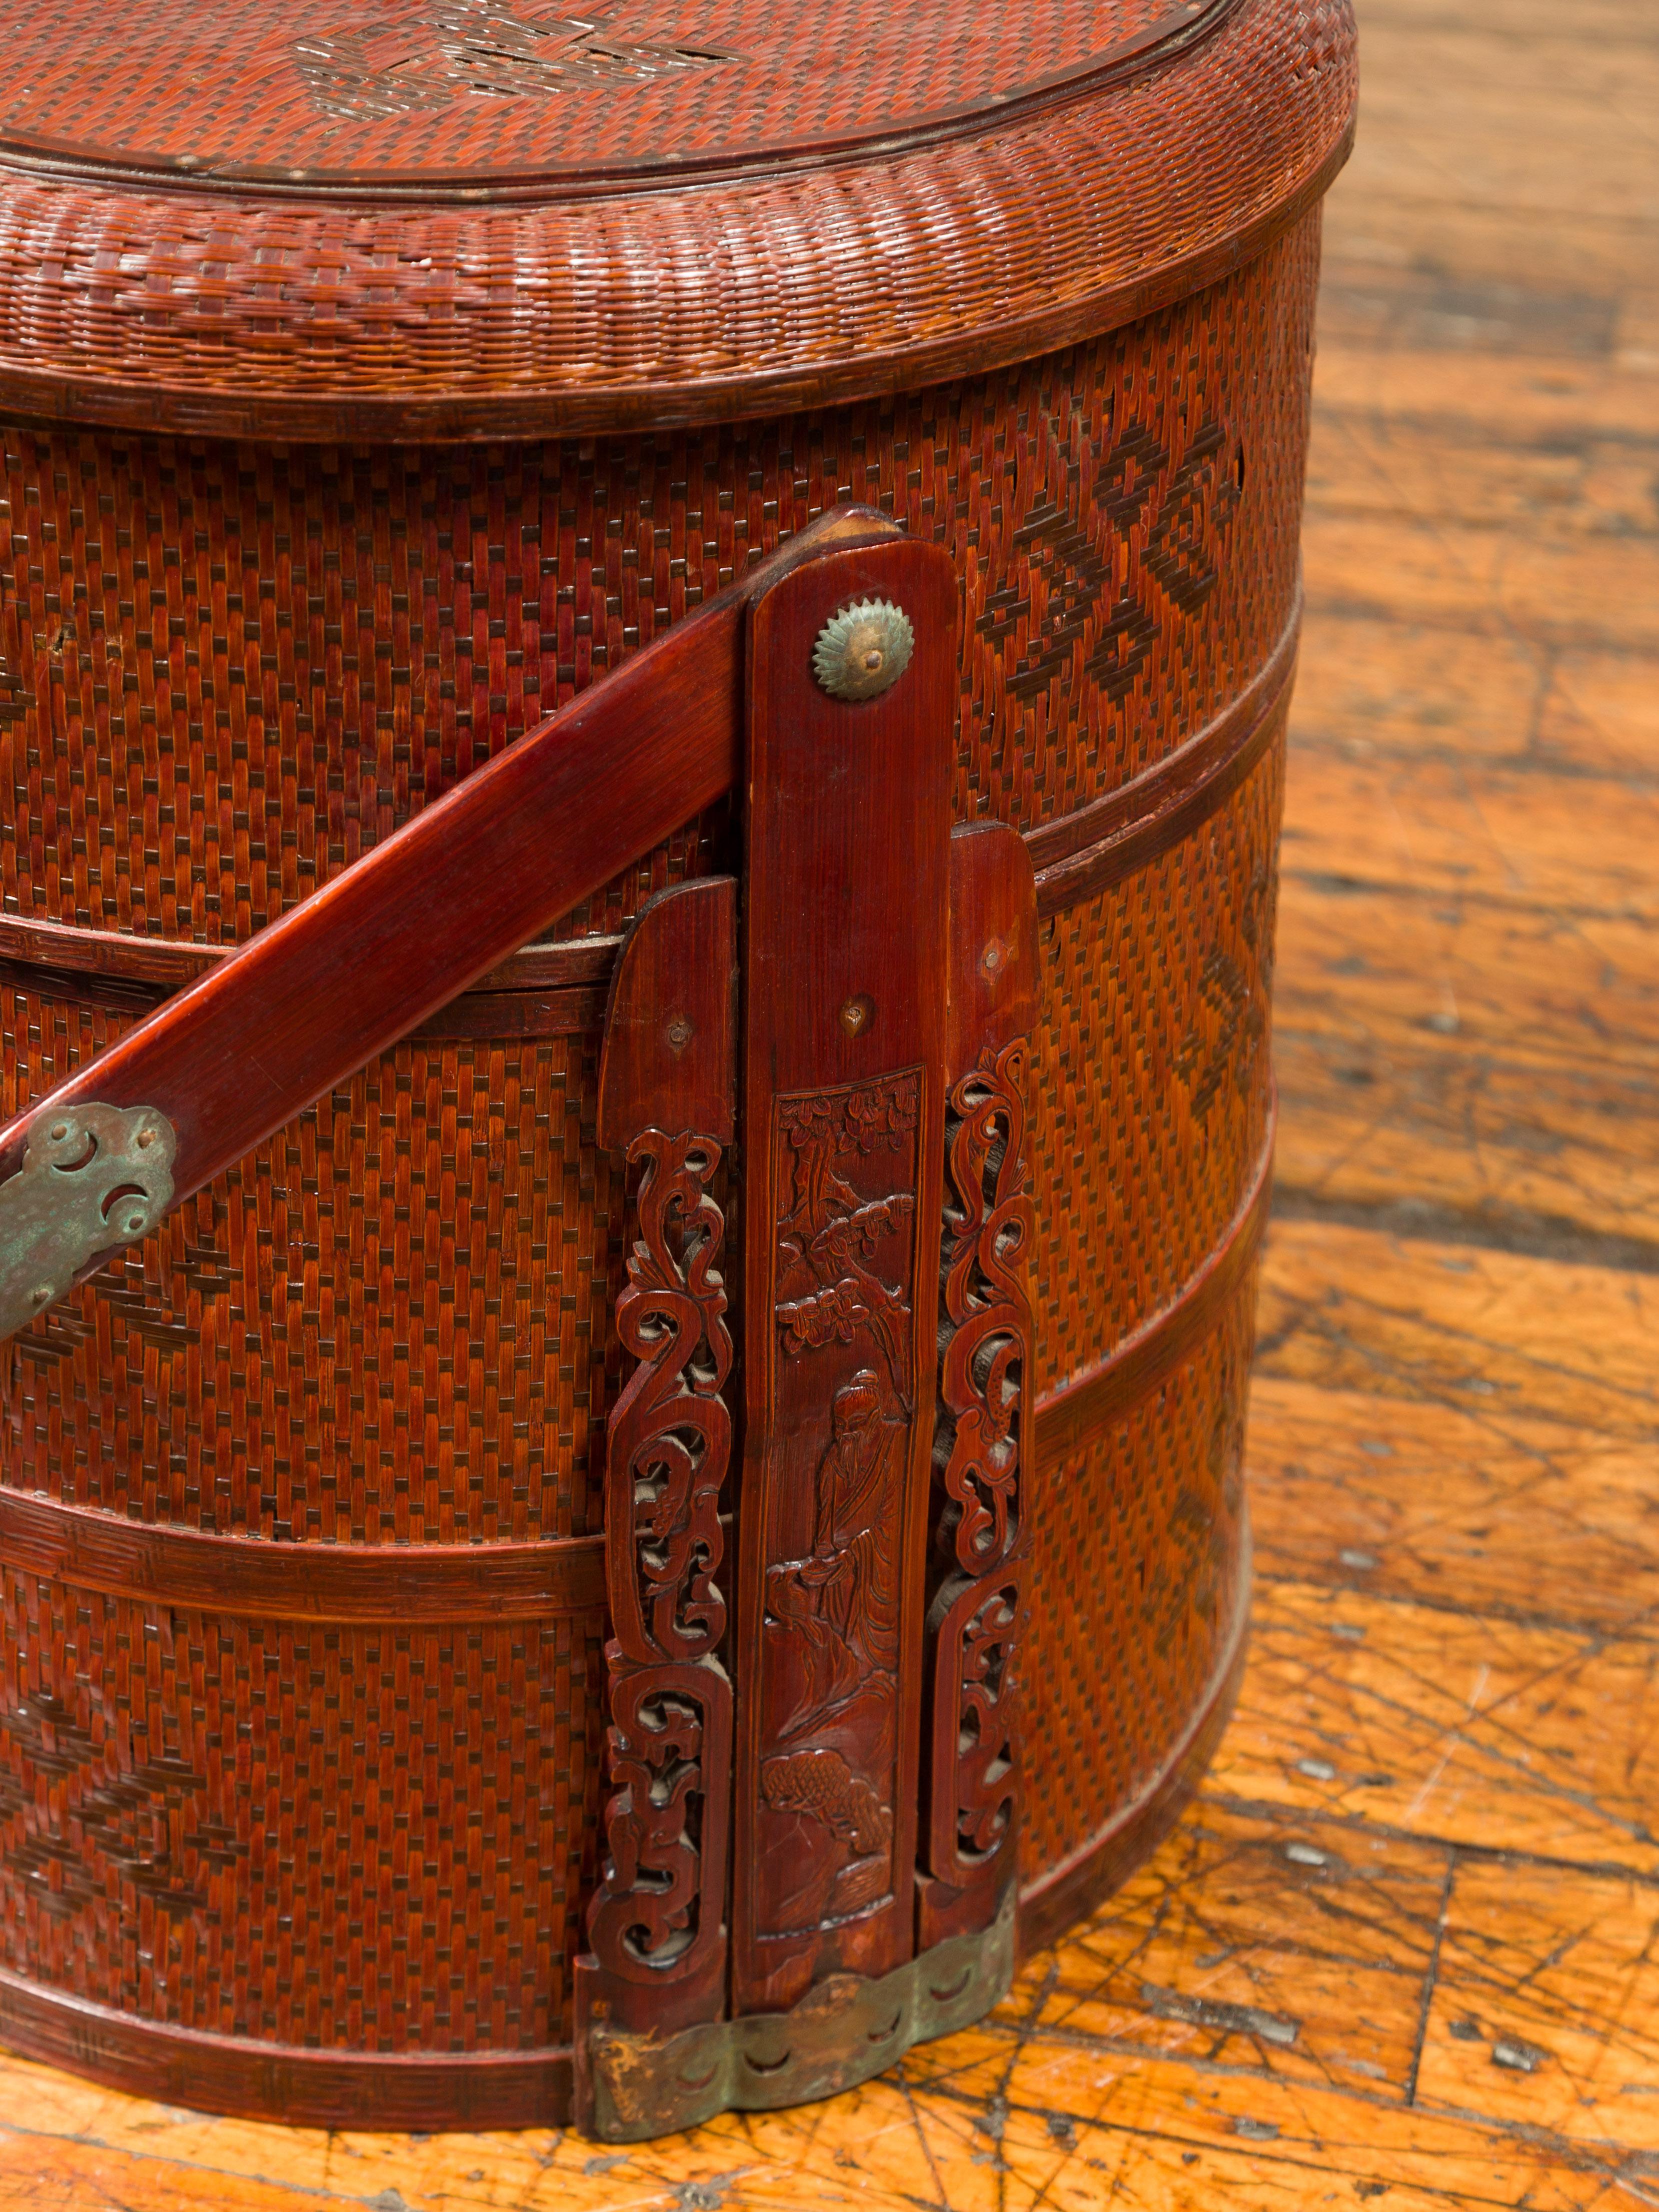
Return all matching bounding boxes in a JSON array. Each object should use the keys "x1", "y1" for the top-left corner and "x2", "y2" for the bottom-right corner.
[{"x1": 0, "y1": 1103, "x2": 177, "y2": 1340}]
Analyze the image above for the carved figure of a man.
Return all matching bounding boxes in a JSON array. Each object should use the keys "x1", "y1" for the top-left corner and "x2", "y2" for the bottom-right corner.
[{"x1": 768, "y1": 1367, "x2": 906, "y2": 1688}]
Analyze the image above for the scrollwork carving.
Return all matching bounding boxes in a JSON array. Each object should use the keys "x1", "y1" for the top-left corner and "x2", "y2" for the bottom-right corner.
[
  {"x1": 587, "y1": 1129, "x2": 733, "y2": 2004},
  {"x1": 922, "y1": 1038, "x2": 1034, "y2": 1935}
]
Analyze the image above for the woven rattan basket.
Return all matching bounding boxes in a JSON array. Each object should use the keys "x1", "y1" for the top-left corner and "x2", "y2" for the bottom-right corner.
[{"x1": 0, "y1": 0, "x2": 1357, "y2": 2137}]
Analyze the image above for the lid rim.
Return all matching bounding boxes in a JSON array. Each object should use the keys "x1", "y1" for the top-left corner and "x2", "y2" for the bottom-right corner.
[
  {"x1": 0, "y1": 124, "x2": 1353, "y2": 448},
  {"x1": 0, "y1": 0, "x2": 1358, "y2": 444},
  {"x1": 0, "y1": 0, "x2": 1240, "y2": 205}
]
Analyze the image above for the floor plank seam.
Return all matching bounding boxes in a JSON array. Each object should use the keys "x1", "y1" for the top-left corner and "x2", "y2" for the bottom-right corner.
[
  {"x1": 1279, "y1": 865, "x2": 1659, "y2": 926},
  {"x1": 911, "y1": 2069, "x2": 1659, "y2": 2188},
  {"x1": 1306, "y1": 427, "x2": 1659, "y2": 466},
  {"x1": 0, "y1": 2120, "x2": 352, "y2": 2206},
  {"x1": 1198, "y1": 1791, "x2": 1659, "y2": 1886},
  {"x1": 1300, "y1": 610, "x2": 1659, "y2": 658},
  {"x1": 1406, "y1": 1850, "x2": 1457, "y2": 2107},
  {"x1": 1301, "y1": 593, "x2": 1659, "y2": 643},
  {"x1": 1252, "y1": 1324, "x2": 1659, "y2": 1419},
  {"x1": 1267, "y1": 1187, "x2": 1659, "y2": 1277},
  {"x1": 1249, "y1": 1567, "x2": 1659, "y2": 1638},
  {"x1": 1288, "y1": 738, "x2": 1659, "y2": 791},
  {"x1": 1242, "y1": 1575, "x2": 1659, "y2": 1643}
]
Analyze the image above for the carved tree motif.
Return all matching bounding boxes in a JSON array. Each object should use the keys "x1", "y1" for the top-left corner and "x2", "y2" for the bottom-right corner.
[
  {"x1": 587, "y1": 1129, "x2": 733, "y2": 2001},
  {"x1": 923, "y1": 1038, "x2": 1034, "y2": 1933},
  {"x1": 774, "y1": 1075, "x2": 919, "y2": 1402},
  {"x1": 757, "y1": 1073, "x2": 922, "y2": 1936}
]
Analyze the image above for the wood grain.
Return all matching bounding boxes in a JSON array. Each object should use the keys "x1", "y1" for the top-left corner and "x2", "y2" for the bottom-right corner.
[
  {"x1": 1256, "y1": 1221, "x2": 1659, "y2": 1438},
  {"x1": 1004, "y1": 1803, "x2": 1441, "y2": 2095},
  {"x1": 1213, "y1": 1578, "x2": 1659, "y2": 1876},
  {"x1": 1305, "y1": 511, "x2": 1659, "y2": 654},
  {"x1": 1284, "y1": 751, "x2": 1659, "y2": 918},
  {"x1": 1291, "y1": 618, "x2": 1657, "y2": 780},
  {"x1": 731, "y1": 536, "x2": 954, "y2": 2015},
  {"x1": 1249, "y1": 1375, "x2": 1659, "y2": 1636},
  {"x1": 1417, "y1": 1857, "x2": 1659, "y2": 2145},
  {"x1": 1272, "y1": 889, "x2": 1659, "y2": 1243}
]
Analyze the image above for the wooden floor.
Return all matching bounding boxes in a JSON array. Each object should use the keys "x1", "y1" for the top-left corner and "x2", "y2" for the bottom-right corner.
[{"x1": 4, "y1": 0, "x2": 1658, "y2": 2201}]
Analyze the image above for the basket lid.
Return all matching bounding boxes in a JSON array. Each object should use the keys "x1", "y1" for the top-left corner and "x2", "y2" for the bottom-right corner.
[{"x1": 0, "y1": 0, "x2": 1356, "y2": 439}]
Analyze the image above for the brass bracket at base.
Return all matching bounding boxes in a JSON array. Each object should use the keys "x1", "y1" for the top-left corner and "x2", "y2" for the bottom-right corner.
[
  {"x1": 583, "y1": 1890, "x2": 1015, "y2": 2143},
  {"x1": 0, "y1": 1103, "x2": 176, "y2": 1342}
]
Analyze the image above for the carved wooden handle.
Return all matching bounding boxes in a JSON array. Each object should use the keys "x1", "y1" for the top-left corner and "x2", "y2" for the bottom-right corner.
[
  {"x1": 574, "y1": 542, "x2": 1041, "y2": 2142},
  {"x1": 0, "y1": 512, "x2": 899, "y2": 1336}
]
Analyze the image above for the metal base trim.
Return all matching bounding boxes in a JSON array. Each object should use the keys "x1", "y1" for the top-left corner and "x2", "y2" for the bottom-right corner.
[{"x1": 583, "y1": 1890, "x2": 1016, "y2": 2143}]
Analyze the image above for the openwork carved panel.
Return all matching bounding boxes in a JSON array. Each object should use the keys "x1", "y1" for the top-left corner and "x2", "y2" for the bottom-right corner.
[
  {"x1": 575, "y1": 875, "x2": 740, "y2": 2094},
  {"x1": 0, "y1": 0, "x2": 1352, "y2": 2107},
  {"x1": 585, "y1": 1128, "x2": 733, "y2": 2029},
  {"x1": 921, "y1": 1038, "x2": 1035, "y2": 1945}
]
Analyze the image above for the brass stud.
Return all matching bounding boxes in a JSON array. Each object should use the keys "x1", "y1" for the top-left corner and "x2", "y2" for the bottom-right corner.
[
  {"x1": 839, "y1": 994, "x2": 874, "y2": 1038},
  {"x1": 812, "y1": 599, "x2": 914, "y2": 703},
  {"x1": 666, "y1": 1015, "x2": 694, "y2": 1055}
]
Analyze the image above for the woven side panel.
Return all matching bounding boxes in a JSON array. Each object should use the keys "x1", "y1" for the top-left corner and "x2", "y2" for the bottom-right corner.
[
  {"x1": 0, "y1": 990, "x2": 618, "y2": 1543},
  {"x1": 0, "y1": 216, "x2": 1317, "y2": 943},
  {"x1": 1030, "y1": 731, "x2": 1284, "y2": 1397},
  {"x1": 0, "y1": 713, "x2": 1283, "y2": 1538},
  {"x1": 1021, "y1": 1266, "x2": 1258, "y2": 1884},
  {"x1": 0, "y1": 222, "x2": 1318, "y2": 2058},
  {"x1": 0, "y1": 1569, "x2": 606, "y2": 2046}
]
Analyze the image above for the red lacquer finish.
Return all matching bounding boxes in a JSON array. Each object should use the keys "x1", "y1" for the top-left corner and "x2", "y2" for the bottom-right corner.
[
  {"x1": 0, "y1": 1, "x2": 1355, "y2": 438},
  {"x1": 0, "y1": 0, "x2": 1356, "y2": 2136},
  {"x1": 916, "y1": 825, "x2": 1041, "y2": 1952},
  {"x1": 575, "y1": 878, "x2": 740, "y2": 2085},
  {"x1": 0, "y1": 513, "x2": 891, "y2": 1216},
  {"x1": 729, "y1": 537, "x2": 955, "y2": 2016}
]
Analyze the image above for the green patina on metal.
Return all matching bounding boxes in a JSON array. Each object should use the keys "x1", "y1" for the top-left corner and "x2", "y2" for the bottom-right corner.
[
  {"x1": 584, "y1": 1888, "x2": 1015, "y2": 2143},
  {"x1": 0, "y1": 1103, "x2": 176, "y2": 1340}
]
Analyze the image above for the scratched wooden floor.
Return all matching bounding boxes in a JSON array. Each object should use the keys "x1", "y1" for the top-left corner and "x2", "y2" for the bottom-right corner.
[{"x1": 4, "y1": 1, "x2": 1658, "y2": 2203}]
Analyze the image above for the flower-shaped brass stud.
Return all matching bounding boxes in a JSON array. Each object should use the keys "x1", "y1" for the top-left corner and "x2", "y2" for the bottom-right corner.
[{"x1": 811, "y1": 597, "x2": 914, "y2": 703}]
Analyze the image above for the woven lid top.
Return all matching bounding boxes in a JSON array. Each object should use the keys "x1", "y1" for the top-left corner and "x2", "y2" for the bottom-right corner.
[
  {"x1": 6, "y1": 0, "x2": 1247, "y2": 190},
  {"x1": 0, "y1": 0, "x2": 1357, "y2": 438}
]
